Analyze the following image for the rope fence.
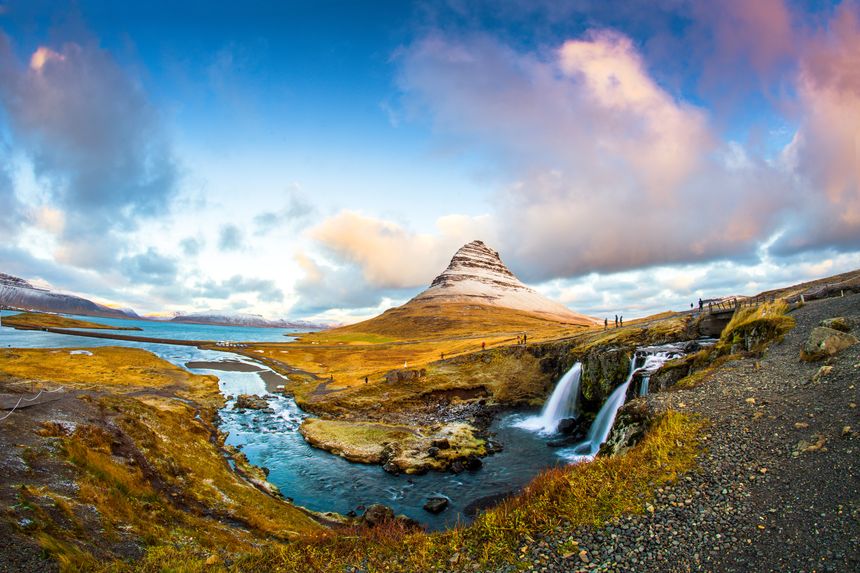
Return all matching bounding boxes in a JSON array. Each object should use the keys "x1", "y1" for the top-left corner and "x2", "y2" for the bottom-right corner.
[{"x1": 0, "y1": 383, "x2": 104, "y2": 421}]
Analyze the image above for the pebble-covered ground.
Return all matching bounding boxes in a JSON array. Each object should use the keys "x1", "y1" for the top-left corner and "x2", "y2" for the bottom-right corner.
[{"x1": 491, "y1": 293, "x2": 859, "y2": 573}]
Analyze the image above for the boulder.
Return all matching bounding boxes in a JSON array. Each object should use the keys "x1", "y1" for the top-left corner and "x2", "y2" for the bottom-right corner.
[
  {"x1": 233, "y1": 394, "x2": 270, "y2": 410},
  {"x1": 423, "y1": 497, "x2": 449, "y2": 514},
  {"x1": 599, "y1": 399, "x2": 654, "y2": 457},
  {"x1": 362, "y1": 503, "x2": 394, "y2": 527},
  {"x1": 801, "y1": 327, "x2": 858, "y2": 361},
  {"x1": 820, "y1": 317, "x2": 852, "y2": 333},
  {"x1": 384, "y1": 368, "x2": 426, "y2": 384},
  {"x1": 463, "y1": 455, "x2": 483, "y2": 471},
  {"x1": 557, "y1": 418, "x2": 580, "y2": 435},
  {"x1": 431, "y1": 437, "x2": 450, "y2": 449}
]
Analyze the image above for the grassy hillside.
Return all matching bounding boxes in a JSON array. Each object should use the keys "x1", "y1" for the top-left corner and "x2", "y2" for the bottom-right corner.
[
  {"x1": 0, "y1": 347, "x2": 322, "y2": 569},
  {"x1": 2, "y1": 311, "x2": 142, "y2": 331}
]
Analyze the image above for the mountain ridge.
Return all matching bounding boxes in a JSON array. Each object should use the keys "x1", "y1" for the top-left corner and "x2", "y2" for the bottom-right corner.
[
  {"x1": 0, "y1": 272, "x2": 138, "y2": 320},
  {"x1": 410, "y1": 240, "x2": 596, "y2": 325}
]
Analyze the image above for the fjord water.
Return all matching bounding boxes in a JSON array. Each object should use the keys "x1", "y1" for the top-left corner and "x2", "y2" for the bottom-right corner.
[
  {"x1": 515, "y1": 362, "x2": 582, "y2": 433},
  {"x1": 0, "y1": 311, "x2": 561, "y2": 529}
]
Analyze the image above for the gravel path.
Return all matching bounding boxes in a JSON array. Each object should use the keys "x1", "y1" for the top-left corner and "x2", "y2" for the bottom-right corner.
[{"x1": 500, "y1": 294, "x2": 860, "y2": 573}]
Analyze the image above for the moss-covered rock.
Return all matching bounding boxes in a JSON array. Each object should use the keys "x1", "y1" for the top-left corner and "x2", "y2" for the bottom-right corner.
[
  {"x1": 801, "y1": 327, "x2": 858, "y2": 361},
  {"x1": 819, "y1": 317, "x2": 853, "y2": 333},
  {"x1": 599, "y1": 397, "x2": 656, "y2": 458},
  {"x1": 298, "y1": 418, "x2": 486, "y2": 474},
  {"x1": 577, "y1": 347, "x2": 633, "y2": 408}
]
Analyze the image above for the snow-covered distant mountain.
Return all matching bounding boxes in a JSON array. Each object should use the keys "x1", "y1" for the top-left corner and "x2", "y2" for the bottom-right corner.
[
  {"x1": 0, "y1": 273, "x2": 138, "y2": 319},
  {"x1": 169, "y1": 310, "x2": 325, "y2": 330},
  {"x1": 411, "y1": 240, "x2": 597, "y2": 324}
]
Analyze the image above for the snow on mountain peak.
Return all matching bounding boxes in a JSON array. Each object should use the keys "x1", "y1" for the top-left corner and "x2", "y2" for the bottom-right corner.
[{"x1": 412, "y1": 241, "x2": 597, "y2": 324}]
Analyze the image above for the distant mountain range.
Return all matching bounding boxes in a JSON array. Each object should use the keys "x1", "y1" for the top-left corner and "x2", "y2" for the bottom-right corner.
[
  {"x1": 168, "y1": 310, "x2": 325, "y2": 330},
  {"x1": 0, "y1": 273, "x2": 138, "y2": 319}
]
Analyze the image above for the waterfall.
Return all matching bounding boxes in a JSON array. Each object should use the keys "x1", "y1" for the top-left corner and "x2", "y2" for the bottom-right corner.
[
  {"x1": 515, "y1": 362, "x2": 582, "y2": 434},
  {"x1": 562, "y1": 356, "x2": 637, "y2": 461},
  {"x1": 562, "y1": 349, "x2": 685, "y2": 462}
]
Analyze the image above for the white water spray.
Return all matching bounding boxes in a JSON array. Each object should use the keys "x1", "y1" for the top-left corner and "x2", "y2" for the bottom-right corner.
[{"x1": 515, "y1": 362, "x2": 582, "y2": 434}]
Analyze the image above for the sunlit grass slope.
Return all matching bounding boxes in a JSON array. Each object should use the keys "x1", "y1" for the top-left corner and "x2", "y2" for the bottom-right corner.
[{"x1": 2, "y1": 311, "x2": 141, "y2": 331}]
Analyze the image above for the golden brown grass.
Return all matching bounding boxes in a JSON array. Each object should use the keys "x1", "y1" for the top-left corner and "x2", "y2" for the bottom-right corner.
[
  {"x1": 110, "y1": 411, "x2": 701, "y2": 573},
  {"x1": 675, "y1": 301, "x2": 794, "y2": 389},
  {"x1": 229, "y1": 306, "x2": 687, "y2": 419},
  {"x1": 0, "y1": 347, "x2": 213, "y2": 394},
  {"x1": 715, "y1": 301, "x2": 795, "y2": 355},
  {"x1": 4, "y1": 347, "x2": 322, "y2": 571},
  {"x1": 2, "y1": 311, "x2": 140, "y2": 331}
]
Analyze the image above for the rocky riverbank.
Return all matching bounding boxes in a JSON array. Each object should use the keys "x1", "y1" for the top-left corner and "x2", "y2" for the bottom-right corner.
[{"x1": 491, "y1": 293, "x2": 859, "y2": 572}]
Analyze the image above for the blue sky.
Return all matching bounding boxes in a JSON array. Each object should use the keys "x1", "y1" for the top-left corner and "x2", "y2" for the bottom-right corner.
[{"x1": 1, "y1": 1, "x2": 859, "y2": 322}]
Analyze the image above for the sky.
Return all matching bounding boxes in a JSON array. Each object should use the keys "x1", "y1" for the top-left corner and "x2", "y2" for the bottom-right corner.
[{"x1": 0, "y1": 0, "x2": 858, "y2": 323}]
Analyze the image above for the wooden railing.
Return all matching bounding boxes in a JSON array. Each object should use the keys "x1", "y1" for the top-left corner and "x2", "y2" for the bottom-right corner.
[{"x1": 704, "y1": 294, "x2": 776, "y2": 314}]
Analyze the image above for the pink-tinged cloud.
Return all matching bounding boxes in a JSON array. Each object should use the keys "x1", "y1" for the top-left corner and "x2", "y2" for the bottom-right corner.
[
  {"x1": 393, "y1": 30, "x2": 797, "y2": 281},
  {"x1": 779, "y1": 2, "x2": 860, "y2": 253},
  {"x1": 308, "y1": 211, "x2": 496, "y2": 289},
  {"x1": 693, "y1": 0, "x2": 795, "y2": 80}
]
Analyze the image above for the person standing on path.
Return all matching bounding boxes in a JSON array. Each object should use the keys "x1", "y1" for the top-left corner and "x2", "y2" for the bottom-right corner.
[
  {"x1": 620, "y1": 315, "x2": 623, "y2": 327},
  {"x1": 604, "y1": 317, "x2": 608, "y2": 330},
  {"x1": 615, "y1": 315, "x2": 618, "y2": 328}
]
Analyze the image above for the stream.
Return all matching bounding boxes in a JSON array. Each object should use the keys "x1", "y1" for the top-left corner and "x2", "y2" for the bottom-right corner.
[{"x1": 0, "y1": 311, "x2": 562, "y2": 529}]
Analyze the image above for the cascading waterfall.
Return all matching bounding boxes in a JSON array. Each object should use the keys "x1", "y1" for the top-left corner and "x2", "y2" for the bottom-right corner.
[
  {"x1": 563, "y1": 355, "x2": 637, "y2": 461},
  {"x1": 515, "y1": 362, "x2": 582, "y2": 434},
  {"x1": 561, "y1": 346, "x2": 688, "y2": 462}
]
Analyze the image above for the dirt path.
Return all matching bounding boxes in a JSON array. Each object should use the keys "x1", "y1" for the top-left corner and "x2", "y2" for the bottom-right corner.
[{"x1": 507, "y1": 294, "x2": 859, "y2": 572}]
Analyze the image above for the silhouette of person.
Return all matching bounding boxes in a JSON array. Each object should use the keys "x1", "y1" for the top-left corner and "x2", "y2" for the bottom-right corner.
[
  {"x1": 481, "y1": 341, "x2": 486, "y2": 350},
  {"x1": 698, "y1": 298, "x2": 703, "y2": 311},
  {"x1": 620, "y1": 315, "x2": 623, "y2": 326},
  {"x1": 604, "y1": 317, "x2": 608, "y2": 330},
  {"x1": 523, "y1": 334, "x2": 527, "y2": 344},
  {"x1": 615, "y1": 315, "x2": 618, "y2": 328},
  {"x1": 364, "y1": 376, "x2": 368, "y2": 384}
]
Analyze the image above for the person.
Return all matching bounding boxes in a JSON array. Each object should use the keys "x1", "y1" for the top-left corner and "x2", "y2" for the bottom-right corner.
[
  {"x1": 620, "y1": 315, "x2": 623, "y2": 327},
  {"x1": 481, "y1": 341, "x2": 486, "y2": 350},
  {"x1": 604, "y1": 317, "x2": 608, "y2": 330},
  {"x1": 698, "y1": 298, "x2": 703, "y2": 311},
  {"x1": 440, "y1": 352, "x2": 444, "y2": 360},
  {"x1": 615, "y1": 315, "x2": 618, "y2": 328},
  {"x1": 523, "y1": 333, "x2": 527, "y2": 344},
  {"x1": 364, "y1": 376, "x2": 368, "y2": 384}
]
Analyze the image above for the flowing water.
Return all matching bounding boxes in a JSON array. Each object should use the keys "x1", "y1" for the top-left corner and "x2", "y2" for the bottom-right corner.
[
  {"x1": 514, "y1": 362, "x2": 582, "y2": 434},
  {"x1": 556, "y1": 344, "x2": 694, "y2": 462},
  {"x1": 0, "y1": 311, "x2": 562, "y2": 529},
  {"x1": 0, "y1": 311, "x2": 714, "y2": 528}
]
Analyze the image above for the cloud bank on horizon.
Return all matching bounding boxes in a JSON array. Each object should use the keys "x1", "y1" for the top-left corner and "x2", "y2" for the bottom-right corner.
[{"x1": 0, "y1": 0, "x2": 858, "y2": 322}]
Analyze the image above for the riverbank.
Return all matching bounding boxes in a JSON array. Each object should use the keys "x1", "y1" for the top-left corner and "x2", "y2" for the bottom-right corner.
[{"x1": 0, "y1": 346, "x2": 324, "y2": 572}]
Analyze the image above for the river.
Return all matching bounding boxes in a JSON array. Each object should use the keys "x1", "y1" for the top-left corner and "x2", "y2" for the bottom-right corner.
[{"x1": 0, "y1": 310, "x2": 564, "y2": 529}]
